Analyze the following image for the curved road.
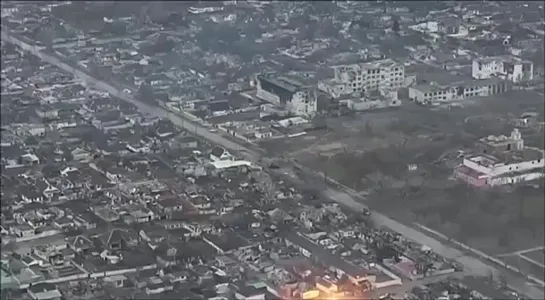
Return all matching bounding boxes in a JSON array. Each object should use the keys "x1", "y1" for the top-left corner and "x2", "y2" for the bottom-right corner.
[{"x1": 3, "y1": 29, "x2": 542, "y2": 299}]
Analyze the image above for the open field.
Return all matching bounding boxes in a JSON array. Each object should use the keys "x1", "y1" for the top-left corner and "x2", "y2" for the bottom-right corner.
[{"x1": 267, "y1": 90, "x2": 545, "y2": 281}]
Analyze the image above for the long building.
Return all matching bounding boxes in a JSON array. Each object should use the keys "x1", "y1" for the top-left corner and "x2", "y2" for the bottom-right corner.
[
  {"x1": 408, "y1": 78, "x2": 509, "y2": 106},
  {"x1": 255, "y1": 73, "x2": 318, "y2": 117}
]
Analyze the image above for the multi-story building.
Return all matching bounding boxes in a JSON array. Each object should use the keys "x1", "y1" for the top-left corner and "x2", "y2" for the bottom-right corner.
[
  {"x1": 255, "y1": 73, "x2": 318, "y2": 117},
  {"x1": 472, "y1": 55, "x2": 534, "y2": 83},
  {"x1": 408, "y1": 78, "x2": 509, "y2": 106},
  {"x1": 319, "y1": 59, "x2": 405, "y2": 98},
  {"x1": 454, "y1": 129, "x2": 545, "y2": 187}
]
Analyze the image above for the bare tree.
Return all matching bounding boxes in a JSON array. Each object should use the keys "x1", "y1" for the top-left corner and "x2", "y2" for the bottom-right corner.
[
  {"x1": 364, "y1": 121, "x2": 374, "y2": 136},
  {"x1": 262, "y1": 180, "x2": 276, "y2": 204},
  {"x1": 256, "y1": 173, "x2": 276, "y2": 204}
]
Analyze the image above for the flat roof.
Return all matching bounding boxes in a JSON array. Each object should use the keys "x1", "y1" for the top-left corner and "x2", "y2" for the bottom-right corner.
[
  {"x1": 467, "y1": 148, "x2": 544, "y2": 165},
  {"x1": 332, "y1": 58, "x2": 401, "y2": 70},
  {"x1": 258, "y1": 74, "x2": 303, "y2": 93},
  {"x1": 475, "y1": 55, "x2": 532, "y2": 65},
  {"x1": 465, "y1": 154, "x2": 498, "y2": 167}
]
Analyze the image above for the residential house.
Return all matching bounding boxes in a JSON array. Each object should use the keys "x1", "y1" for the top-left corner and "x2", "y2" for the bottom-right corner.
[
  {"x1": 70, "y1": 148, "x2": 92, "y2": 162},
  {"x1": 27, "y1": 283, "x2": 62, "y2": 300},
  {"x1": 438, "y1": 17, "x2": 463, "y2": 35},
  {"x1": 20, "y1": 153, "x2": 40, "y2": 166},
  {"x1": 73, "y1": 212, "x2": 97, "y2": 230},
  {"x1": 20, "y1": 187, "x2": 44, "y2": 203},
  {"x1": 122, "y1": 205, "x2": 156, "y2": 224},
  {"x1": 52, "y1": 217, "x2": 75, "y2": 230},
  {"x1": 11, "y1": 223, "x2": 35, "y2": 238},
  {"x1": 97, "y1": 228, "x2": 139, "y2": 251},
  {"x1": 210, "y1": 146, "x2": 233, "y2": 162},
  {"x1": 176, "y1": 136, "x2": 199, "y2": 149},
  {"x1": 35, "y1": 104, "x2": 59, "y2": 119},
  {"x1": 35, "y1": 179, "x2": 60, "y2": 200},
  {"x1": 66, "y1": 235, "x2": 94, "y2": 255},
  {"x1": 156, "y1": 194, "x2": 185, "y2": 218}
]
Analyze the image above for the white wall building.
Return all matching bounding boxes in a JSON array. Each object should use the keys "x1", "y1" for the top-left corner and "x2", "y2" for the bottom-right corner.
[
  {"x1": 256, "y1": 74, "x2": 317, "y2": 117},
  {"x1": 472, "y1": 55, "x2": 534, "y2": 83},
  {"x1": 408, "y1": 78, "x2": 508, "y2": 105},
  {"x1": 319, "y1": 59, "x2": 405, "y2": 98}
]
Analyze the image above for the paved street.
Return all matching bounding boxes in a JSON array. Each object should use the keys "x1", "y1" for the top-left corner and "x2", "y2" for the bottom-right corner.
[{"x1": 3, "y1": 29, "x2": 542, "y2": 299}]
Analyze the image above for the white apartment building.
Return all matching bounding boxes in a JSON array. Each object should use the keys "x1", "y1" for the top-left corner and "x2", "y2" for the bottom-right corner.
[
  {"x1": 472, "y1": 55, "x2": 534, "y2": 83},
  {"x1": 408, "y1": 78, "x2": 509, "y2": 106},
  {"x1": 318, "y1": 59, "x2": 405, "y2": 98},
  {"x1": 255, "y1": 74, "x2": 318, "y2": 117},
  {"x1": 454, "y1": 129, "x2": 545, "y2": 187}
]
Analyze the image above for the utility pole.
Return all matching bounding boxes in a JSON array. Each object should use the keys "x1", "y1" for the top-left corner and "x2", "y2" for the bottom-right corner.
[{"x1": 323, "y1": 155, "x2": 330, "y2": 184}]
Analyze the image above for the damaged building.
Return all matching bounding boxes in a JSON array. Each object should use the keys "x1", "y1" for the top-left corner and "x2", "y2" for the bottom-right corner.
[
  {"x1": 318, "y1": 59, "x2": 404, "y2": 111},
  {"x1": 472, "y1": 55, "x2": 534, "y2": 83},
  {"x1": 318, "y1": 59, "x2": 405, "y2": 97},
  {"x1": 255, "y1": 73, "x2": 318, "y2": 118}
]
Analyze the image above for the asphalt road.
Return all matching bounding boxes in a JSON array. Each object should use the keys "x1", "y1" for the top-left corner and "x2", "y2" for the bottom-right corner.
[{"x1": 3, "y1": 30, "x2": 543, "y2": 299}]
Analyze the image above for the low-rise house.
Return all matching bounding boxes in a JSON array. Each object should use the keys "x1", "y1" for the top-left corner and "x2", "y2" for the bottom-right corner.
[
  {"x1": 71, "y1": 148, "x2": 92, "y2": 161},
  {"x1": 20, "y1": 153, "x2": 40, "y2": 166},
  {"x1": 73, "y1": 212, "x2": 97, "y2": 230},
  {"x1": 35, "y1": 179, "x2": 60, "y2": 200},
  {"x1": 35, "y1": 104, "x2": 59, "y2": 119},
  {"x1": 126, "y1": 140, "x2": 151, "y2": 154},
  {"x1": 176, "y1": 136, "x2": 199, "y2": 149},
  {"x1": 210, "y1": 146, "x2": 233, "y2": 161},
  {"x1": 92, "y1": 206, "x2": 120, "y2": 223},
  {"x1": 156, "y1": 194, "x2": 185, "y2": 217},
  {"x1": 122, "y1": 205, "x2": 156, "y2": 224},
  {"x1": 66, "y1": 235, "x2": 94, "y2": 254},
  {"x1": 20, "y1": 187, "x2": 44, "y2": 203},
  {"x1": 52, "y1": 216, "x2": 75, "y2": 230},
  {"x1": 97, "y1": 228, "x2": 139, "y2": 251},
  {"x1": 11, "y1": 223, "x2": 35, "y2": 238}
]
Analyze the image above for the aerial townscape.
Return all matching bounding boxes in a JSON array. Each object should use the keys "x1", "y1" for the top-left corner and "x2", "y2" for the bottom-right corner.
[{"x1": 1, "y1": 1, "x2": 544, "y2": 300}]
